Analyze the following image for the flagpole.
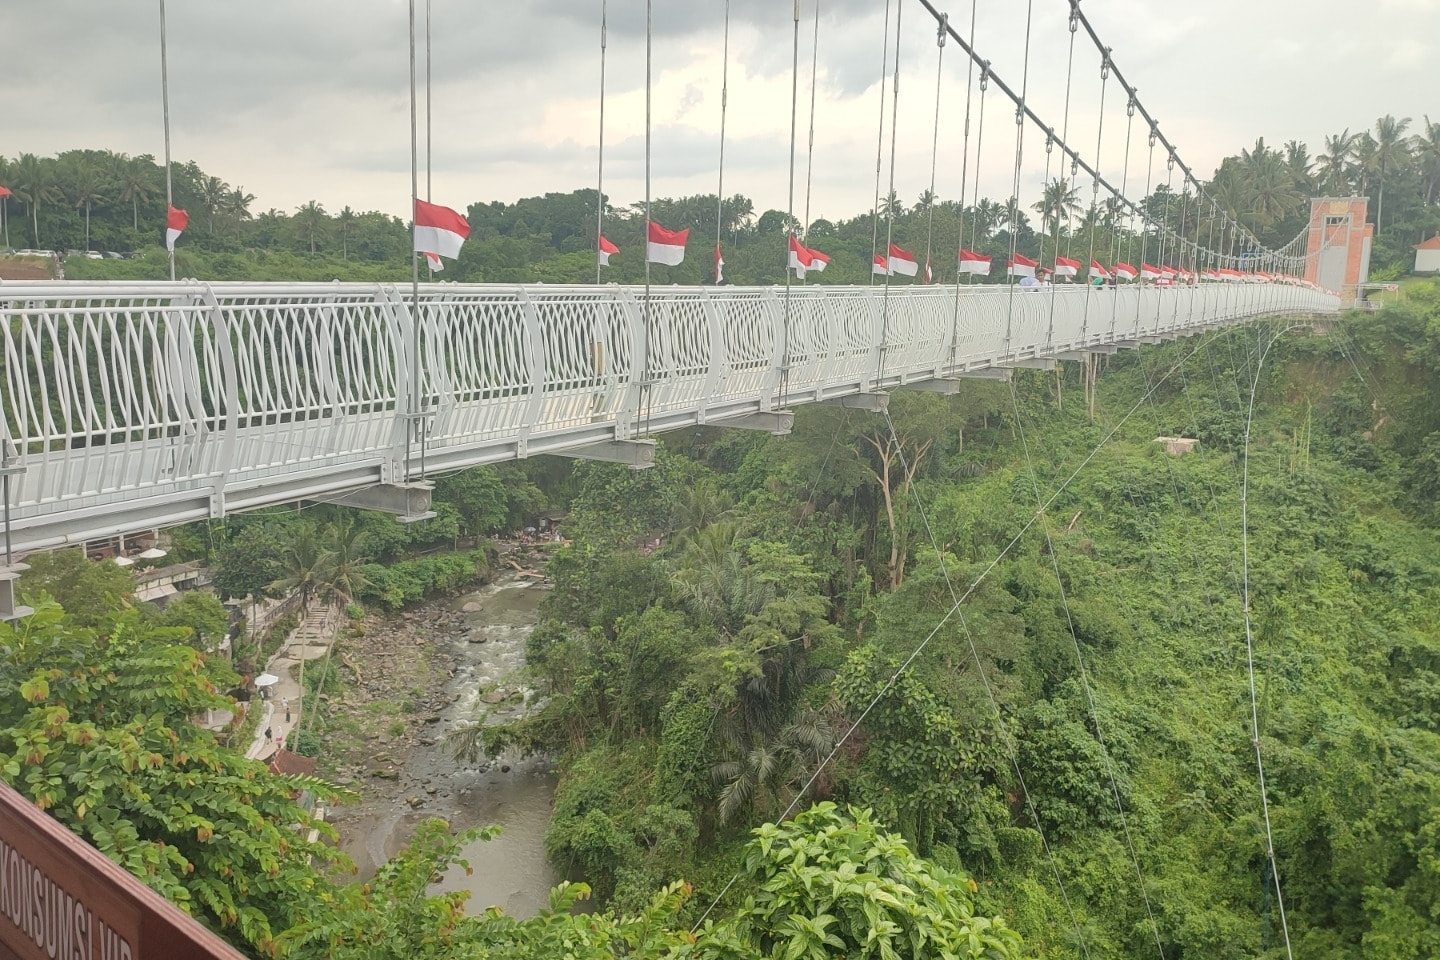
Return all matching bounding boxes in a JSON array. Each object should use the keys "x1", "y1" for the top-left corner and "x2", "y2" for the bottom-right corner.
[
  {"x1": 596, "y1": 0, "x2": 607, "y2": 285},
  {"x1": 714, "y1": 0, "x2": 729, "y2": 284},
  {"x1": 159, "y1": 0, "x2": 175, "y2": 281},
  {"x1": 642, "y1": 0, "x2": 652, "y2": 425},
  {"x1": 408, "y1": 0, "x2": 423, "y2": 480},
  {"x1": 425, "y1": 0, "x2": 433, "y2": 280}
]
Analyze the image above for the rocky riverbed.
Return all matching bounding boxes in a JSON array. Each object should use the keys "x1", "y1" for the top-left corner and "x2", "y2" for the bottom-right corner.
[{"x1": 321, "y1": 544, "x2": 561, "y2": 917}]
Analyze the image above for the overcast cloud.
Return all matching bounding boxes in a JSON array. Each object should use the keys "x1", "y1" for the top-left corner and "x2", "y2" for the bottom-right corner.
[{"x1": 5, "y1": 1, "x2": 1438, "y2": 223}]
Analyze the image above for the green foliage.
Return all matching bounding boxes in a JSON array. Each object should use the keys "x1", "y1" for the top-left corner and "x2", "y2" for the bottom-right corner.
[
  {"x1": 0, "y1": 603, "x2": 347, "y2": 956},
  {"x1": 691, "y1": 803, "x2": 1024, "y2": 960},
  {"x1": 358, "y1": 548, "x2": 493, "y2": 610},
  {"x1": 157, "y1": 590, "x2": 231, "y2": 652},
  {"x1": 18, "y1": 548, "x2": 134, "y2": 627}
]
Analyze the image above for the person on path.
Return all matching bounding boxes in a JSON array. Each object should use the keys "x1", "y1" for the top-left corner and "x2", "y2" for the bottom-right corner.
[
  {"x1": 283, "y1": 697, "x2": 291, "y2": 724},
  {"x1": 264, "y1": 726, "x2": 273, "y2": 743}
]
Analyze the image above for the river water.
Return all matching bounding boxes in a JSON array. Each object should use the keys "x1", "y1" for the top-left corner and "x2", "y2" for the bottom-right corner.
[{"x1": 334, "y1": 572, "x2": 561, "y2": 918}]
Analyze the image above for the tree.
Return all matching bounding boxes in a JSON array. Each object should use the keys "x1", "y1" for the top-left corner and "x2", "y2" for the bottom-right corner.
[
  {"x1": 337, "y1": 205, "x2": 357, "y2": 259},
  {"x1": 294, "y1": 200, "x2": 329, "y2": 253},
  {"x1": 0, "y1": 603, "x2": 345, "y2": 956},
  {"x1": 268, "y1": 524, "x2": 325, "y2": 612},
  {"x1": 1414, "y1": 115, "x2": 1440, "y2": 207},
  {"x1": 695, "y1": 803, "x2": 1024, "y2": 960},
  {"x1": 1315, "y1": 129, "x2": 1357, "y2": 195},
  {"x1": 158, "y1": 590, "x2": 231, "y2": 652},
  {"x1": 10, "y1": 152, "x2": 59, "y2": 247},
  {"x1": 62, "y1": 156, "x2": 107, "y2": 251},
  {"x1": 198, "y1": 175, "x2": 229, "y2": 235},
  {"x1": 1373, "y1": 114, "x2": 1413, "y2": 231},
  {"x1": 112, "y1": 153, "x2": 157, "y2": 231},
  {"x1": 18, "y1": 548, "x2": 134, "y2": 628},
  {"x1": 1032, "y1": 178, "x2": 1081, "y2": 240}
]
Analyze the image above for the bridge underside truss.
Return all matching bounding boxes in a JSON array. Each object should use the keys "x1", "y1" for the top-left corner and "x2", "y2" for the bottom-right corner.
[{"x1": 0, "y1": 280, "x2": 1338, "y2": 553}]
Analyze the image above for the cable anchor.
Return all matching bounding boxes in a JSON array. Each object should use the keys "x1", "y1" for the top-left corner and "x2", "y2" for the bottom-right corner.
[{"x1": 936, "y1": 12, "x2": 947, "y2": 47}]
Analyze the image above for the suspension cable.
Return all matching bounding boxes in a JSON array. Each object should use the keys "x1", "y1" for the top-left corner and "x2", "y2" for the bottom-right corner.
[
  {"x1": 802, "y1": 0, "x2": 820, "y2": 243},
  {"x1": 595, "y1": 0, "x2": 607, "y2": 284},
  {"x1": 869, "y1": 0, "x2": 895, "y2": 283},
  {"x1": 714, "y1": 0, "x2": 729, "y2": 277},
  {"x1": 924, "y1": 13, "x2": 946, "y2": 285},
  {"x1": 878, "y1": 0, "x2": 904, "y2": 375}
]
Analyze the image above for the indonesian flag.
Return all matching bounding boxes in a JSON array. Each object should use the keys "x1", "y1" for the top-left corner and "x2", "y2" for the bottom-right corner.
[
  {"x1": 958, "y1": 249, "x2": 992, "y2": 276},
  {"x1": 1219, "y1": 268, "x2": 1244, "y2": 281},
  {"x1": 0, "y1": 186, "x2": 10, "y2": 198},
  {"x1": 1053, "y1": 256, "x2": 1080, "y2": 278},
  {"x1": 1201, "y1": 269, "x2": 1220, "y2": 280},
  {"x1": 598, "y1": 234, "x2": 619, "y2": 267},
  {"x1": 1159, "y1": 265, "x2": 1177, "y2": 281},
  {"x1": 1255, "y1": 271, "x2": 1273, "y2": 281},
  {"x1": 872, "y1": 254, "x2": 893, "y2": 276},
  {"x1": 808, "y1": 246, "x2": 830, "y2": 273},
  {"x1": 924, "y1": 254, "x2": 933, "y2": 284},
  {"x1": 887, "y1": 243, "x2": 919, "y2": 277},
  {"x1": 646, "y1": 220, "x2": 689, "y2": 266},
  {"x1": 1008, "y1": 252, "x2": 1037, "y2": 279},
  {"x1": 1139, "y1": 263, "x2": 1160, "y2": 280},
  {"x1": 789, "y1": 234, "x2": 815, "y2": 277},
  {"x1": 414, "y1": 198, "x2": 470, "y2": 260},
  {"x1": 165, "y1": 205, "x2": 188, "y2": 252},
  {"x1": 1177, "y1": 269, "x2": 1193, "y2": 283},
  {"x1": 1088, "y1": 259, "x2": 1110, "y2": 280},
  {"x1": 1113, "y1": 262, "x2": 1138, "y2": 281},
  {"x1": 714, "y1": 244, "x2": 725, "y2": 283},
  {"x1": 425, "y1": 252, "x2": 444, "y2": 272}
]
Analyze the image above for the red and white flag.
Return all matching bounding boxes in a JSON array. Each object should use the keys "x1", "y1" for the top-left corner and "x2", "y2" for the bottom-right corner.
[
  {"x1": 0, "y1": 186, "x2": 11, "y2": 198},
  {"x1": 1053, "y1": 256, "x2": 1080, "y2": 278},
  {"x1": 872, "y1": 253, "x2": 893, "y2": 276},
  {"x1": 1219, "y1": 268, "x2": 1244, "y2": 281},
  {"x1": 788, "y1": 234, "x2": 815, "y2": 277},
  {"x1": 887, "y1": 243, "x2": 919, "y2": 277},
  {"x1": 1008, "y1": 253, "x2": 1037, "y2": 279},
  {"x1": 646, "y1": 220, "x2": 689, "y2": 266},
  {"x1": 426, "y1": 252, "x2": 444, "y2": 272},
  {"x1": 1113, "y1": 262, "x2": 1137, "y2": 281},
  {"x1": 714, "y1": 244, "x2": 725, "y2": 283},
  {"x1": 1139, "y1": 263, "x2": 1161, "y2": 280},
  {"x1": 1089, "y1": 259, "x2": 1110, "y2": 280},
  {"x1": 598, "y1": 235, "x2": 619, "y2": 267},
  {"x1": 414, "y1": 198, "x2": 470, "y2": 260},
  {"x1": 924, "y1": 254, "x2": 934, "y2": 284},
  {"x1": 1159, "y1": 265, "x2": 1177, "y2": 281},
  {"x1": 958, "y1": 249, "x2": 992, "y2": 276},
  {"x1": 788, "y1": 234, "x2": 832, "y2": 278},
  {"x1": 165, "y1": 205, "x2": 189, "y2": 252}
]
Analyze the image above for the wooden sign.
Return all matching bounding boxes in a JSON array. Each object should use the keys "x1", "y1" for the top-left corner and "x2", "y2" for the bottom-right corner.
[{"x1": 0, "y1": 782, "x2": 248, "y2": 960}]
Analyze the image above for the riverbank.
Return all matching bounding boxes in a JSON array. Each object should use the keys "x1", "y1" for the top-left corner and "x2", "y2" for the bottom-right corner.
[{"x1": 319, "y1": 542, "x2": 561, "y2": 916}]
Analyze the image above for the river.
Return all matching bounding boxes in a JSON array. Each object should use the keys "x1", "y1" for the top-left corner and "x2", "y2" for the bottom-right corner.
[{"x1": 332, "y1": 569, "x2": 561, "y2": 919}]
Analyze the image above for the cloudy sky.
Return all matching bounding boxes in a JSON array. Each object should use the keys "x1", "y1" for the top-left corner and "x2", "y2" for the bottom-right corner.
[{"x1": 7, "y1": 0, "x2": 1438, "y2": 224}]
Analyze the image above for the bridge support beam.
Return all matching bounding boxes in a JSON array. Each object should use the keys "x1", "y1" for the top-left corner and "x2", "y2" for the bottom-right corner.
[
  {"x1": 554, "y1": 440, "x2": 657, "y2": 469},
  {"x1": 821, "y1": 392, "x2": 889, "y2": 413},
  {"x1": 715, "y1": 412, "x2": 794, "y2": 436},
  {"x1": 331, "y1": 482, "x2": 437, "y2": 523},
  {"x1": 0, "y1": 565, "x2": 34, "y2": 623},
  {"x1": 1000, "y1": 358, "x2": 1057, "y2": 371},
  {"x1": 897, "y1": 379, "x2": 962, "y2": 395},
  {"x1": 950, "y1": 368, "x2": 1013, "y2": 382}
]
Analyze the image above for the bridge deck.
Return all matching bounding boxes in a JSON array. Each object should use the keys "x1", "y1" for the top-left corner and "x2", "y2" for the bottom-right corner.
[{"x1": 0, "y1": 280, "x2": 1338, "y2": 552}]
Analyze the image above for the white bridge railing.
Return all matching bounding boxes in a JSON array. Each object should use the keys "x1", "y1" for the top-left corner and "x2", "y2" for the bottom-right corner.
[{"x1": 0, "y1": 280, "x2": 1338, "y2": 551}]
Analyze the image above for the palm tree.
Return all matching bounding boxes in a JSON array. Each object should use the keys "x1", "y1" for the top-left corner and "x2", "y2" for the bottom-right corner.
[
  {"x1": 62, "y1": 158, "x2": 107, "y2": 252},
  {"x1": 294, "y1": 200, "x2": 328, "y2": 254},
  {"x1": 222, "y1": 187, "x2": 255, "y2": 238},
  {"x1": 1032, "y1": 178, "x2": 1082, "y2": 239},
  {"x1": 1314, "y1": 130, "x2": 1357, "y2": 196},
  {"x1": 880, "y1": 190, "x2": 904, "y2": 220},
  {"x1": 1373, "y1": 114, "x2": 1413, "y2": 231},
  {"x1": 268, "y1": 527, "x2": 325, "y2": 613},
  {"x1": 336, "y1": 206, "x2": 357, "y2": 260},
  {"x1": 1351, "y1": 133, "x2": 1379, "y2": 198},
  {"x1": 913, "y1": 189, "x2": 937, "y2": 215},
  {"x1": 112, "y1": 154, "x2": 156, "y2": 232},
  {"x1": 318, "y1": 516, "x2": 373, "y2": 608},
  {"x1": 9, "y1": 153, "x2": 59, "y2": 248},
  {"x1": 1414, "y1": 115, "x2": 1440, "y2": 207},
  {"x1": 198, "y1": 176, "x2": 229, "y2": 235}
]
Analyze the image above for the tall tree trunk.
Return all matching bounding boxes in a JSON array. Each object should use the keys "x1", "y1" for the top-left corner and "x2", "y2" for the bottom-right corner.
[{"x1": 132, "y1": 196, "x2": 138, "y2": 231}]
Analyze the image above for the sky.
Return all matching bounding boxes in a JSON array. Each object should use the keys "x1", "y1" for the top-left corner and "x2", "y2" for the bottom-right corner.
[{"x1": 6, "y1": 0, "x2": 1438, "y2": 225}]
